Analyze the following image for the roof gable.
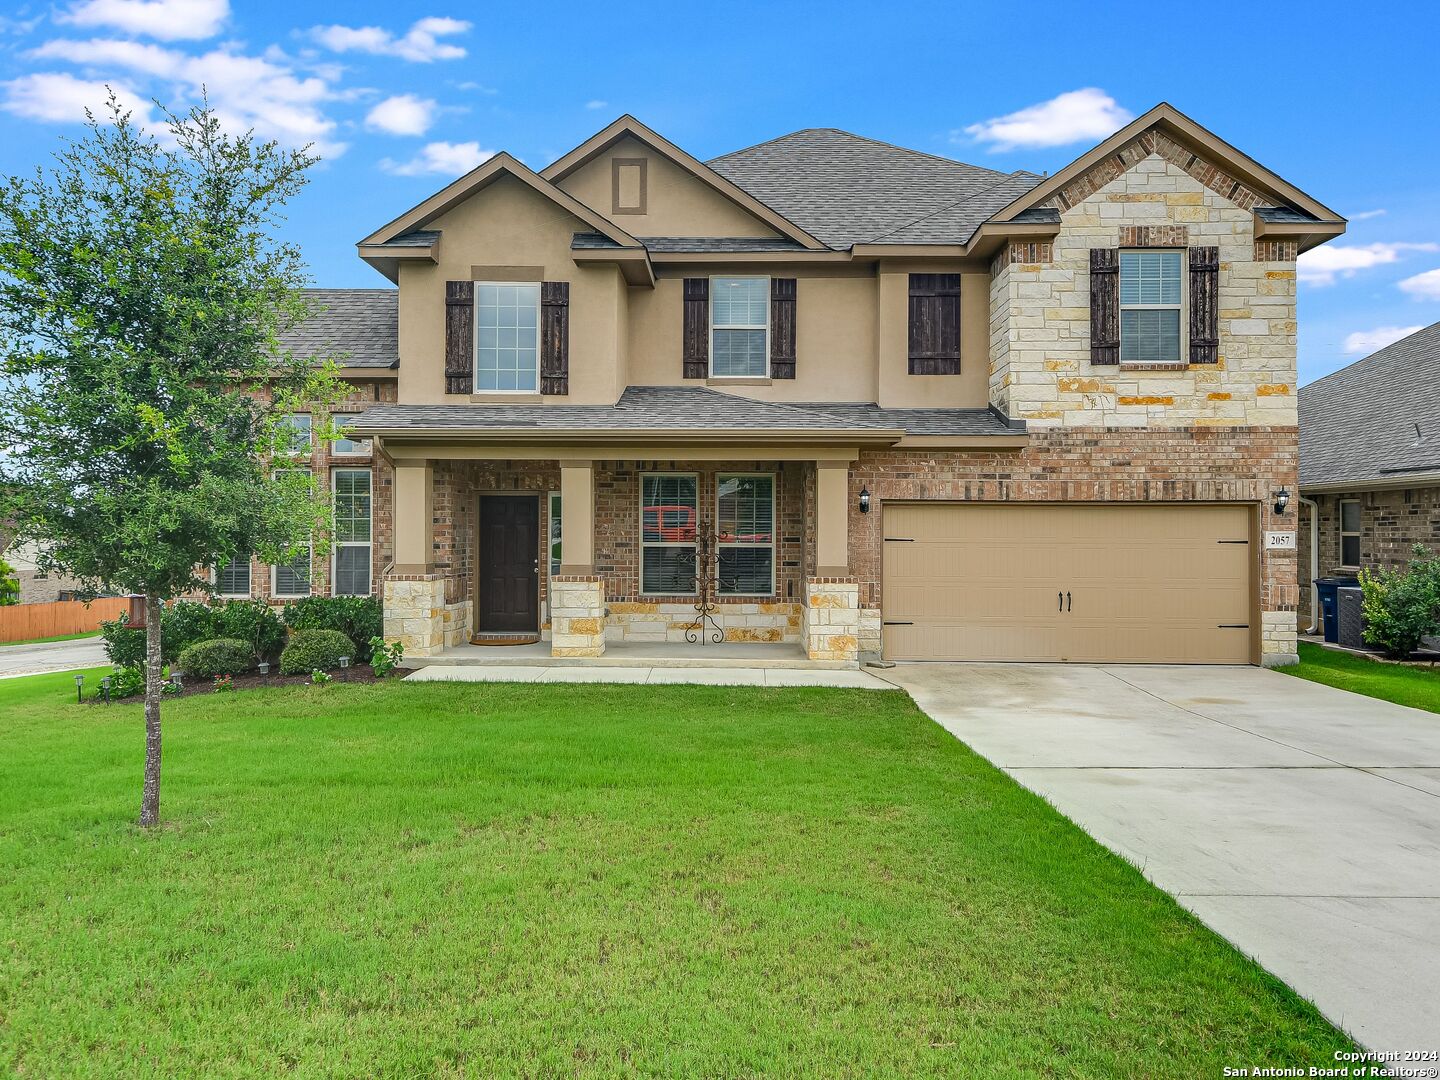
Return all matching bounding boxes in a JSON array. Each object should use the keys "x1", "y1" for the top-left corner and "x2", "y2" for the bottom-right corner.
[
  {"x1": 709, "y1": 128, "x2": 1039, "y2": 249},
  {"x1": 989, "y1": 103, "x2": 1345, "y2": 250},
  {"x1": 541, "y1": 116, "x2": 822, "y2": 249}
]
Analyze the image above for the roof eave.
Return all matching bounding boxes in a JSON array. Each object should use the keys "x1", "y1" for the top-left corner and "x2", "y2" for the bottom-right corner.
[
  {"x1": 570, "y1": 246, "x2": 656, "y2": 286},
  {"x1": 353, "y1": 425, "x2": 907, "y2": 444},
  {"x1": 357, "y1": 239, "x2": 439, "y2": 283},
  {"x1": 1253, "y1": 216, "x2": 1347, "y2": 253},
  {"x1": 1301, "y1": 471, "x2": 1440, "y2": 494}
]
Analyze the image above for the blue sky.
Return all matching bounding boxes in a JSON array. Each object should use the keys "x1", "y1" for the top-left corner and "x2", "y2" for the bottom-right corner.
[{"x1": 1, "y1": 0, "x2": 1436, "y2": 386}]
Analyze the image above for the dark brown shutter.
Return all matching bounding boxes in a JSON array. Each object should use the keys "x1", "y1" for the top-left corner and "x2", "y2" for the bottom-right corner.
[
  {"x1": 907, "y1": 274, "x2": 961, "y2": 374},
  {"x1": 770, "y1": 278, "x2": 797, "y2": 379},
  {"x1": 444, "y1": 280, "x2": 474, "y2": 393},
  {"x1": 1188, "y1": 246, "x2": 1220, "y2": 364},
  {"x1": 540, "y1": 280, "x2": 569, "y2": 395},
  {"x1": 1089, "y1": 249, "x2": 1120, "y2": 365},
  {"x1": 682, "y1": 277, "x2": 708, "y2": 379}
]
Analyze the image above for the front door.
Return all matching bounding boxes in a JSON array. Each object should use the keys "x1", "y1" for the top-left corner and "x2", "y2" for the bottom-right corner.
[{"x1": 477, "y1": 495, "x2": 539, "y2": 633}]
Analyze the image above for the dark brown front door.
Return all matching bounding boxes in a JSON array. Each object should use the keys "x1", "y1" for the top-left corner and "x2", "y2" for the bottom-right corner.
[{"x1": 477, "y1": 495, "x2": 539, "y2": 633}]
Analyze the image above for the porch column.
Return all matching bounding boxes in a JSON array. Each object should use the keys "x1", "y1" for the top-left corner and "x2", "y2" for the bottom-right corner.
[
  {"x1": 552, "y1": 458, "x2": 605, "y2": 657},
  {"x1": 558, "y1": 459, "x2": 595, "y2": 575},
  {"x1": 815, "y1": 459, "x2": 850, "y2": 577},
  {"x1": 384, "y1": 460, "x2": 445, "y2": 658},
  {"x1": 806, "y1": 459, "x2": 859, "y2": 667}
]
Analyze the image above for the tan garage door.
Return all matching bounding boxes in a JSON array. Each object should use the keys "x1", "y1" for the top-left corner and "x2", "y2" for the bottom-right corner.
[{"x1": 881, "y1": 503, "x2": 1254, "y2": 664}]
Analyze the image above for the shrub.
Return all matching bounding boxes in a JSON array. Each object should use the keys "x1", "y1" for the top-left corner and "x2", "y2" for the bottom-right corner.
[
  {"x1": 107, "y1": 665, "x2": 145, "y2": 698},
  {"x1": 212, "y1": 600, "x2": 287, "y2": 661},
  {"x1": 160, "y1": 601, "x2": 216, "y2": 663},
  {"x1": 0, "y1": 557, "x2": 18, "y2": 606},
  {"x1": 279, "y1": 628, "x2": 354, "y2": 676},
  {"x1": 100, "y1": 616, "x2": 146, "y2": 668},
  {"x1": 177, "y1": 637, "x2": 255, "y2": 679},
  {"x1": 369, "y1": 636, "x2": 404, "y2": 678},
  {"x1": 283, "y1": 596, "x2": 382, "y2": 662},
  {"x1": 1359, "y1": 545, "x2": 1440, "y2": 659}
]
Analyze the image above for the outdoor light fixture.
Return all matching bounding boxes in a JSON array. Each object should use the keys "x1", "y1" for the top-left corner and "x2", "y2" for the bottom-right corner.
[
  {"x1": 74, "y1": 672, "x2": 84, "y2": 704},
  {"x1": 339, "y1": 655, "x2": 351, "y2": 681},
  {"x1": 170, "y1": 671, "x2": 183, "y2": 692},
  {"x1": 858, "y1": 487, "x2": 871, "y2": 514},
  {"x1": 1273, "y1": 488, "x2": 1290, "y2": 515},
  {"x1": 257, "y1": 662, "x2": 270, "y2": 681},
  {"x1": 100, "y1": 675, "x2": 112, "y2": 705}
]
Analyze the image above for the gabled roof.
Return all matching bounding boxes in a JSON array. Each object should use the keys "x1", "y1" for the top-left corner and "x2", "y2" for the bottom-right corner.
[
  {"x1": 357, "y1": 152, "x2": 644, "y2": 282},
  {"x1": 989, "y1": 102, "x2": 1345, "y2": 251},
  {"x1": 708, "y1": 128, "x2": 1041, "y2": 249},
  {"x1": 1300, "y1": 322, "x2": 1440, "y2": 489},
  {"x1": 541, "y1": 115, "x2": 824, "y2": 250},
  {"x1": 277, "y1": 289, "x2": 398, "y2": 370}
]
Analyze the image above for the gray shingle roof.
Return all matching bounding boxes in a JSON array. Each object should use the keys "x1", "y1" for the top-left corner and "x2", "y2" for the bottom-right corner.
[
  {"x1": 707, "y1": 128, "x2": 1041, "y2": 249},
  {"x1": 276, "y1": 289, "x2": 399, "y2": 369},
  {"x1": 345, "y1": 385, "x2": 1017, "y2": 438},
  {"x1": 1255, "y1": 207, "x2": 1317, "y2": 224},
  {"x1": 366, "y1": 229, "x2": 440, "y2": 248},
  {"x1": 1299, "y1": 322, "x2": 1440, "y2": 488}
]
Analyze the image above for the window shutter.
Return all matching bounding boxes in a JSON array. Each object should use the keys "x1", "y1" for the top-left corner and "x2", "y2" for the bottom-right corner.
[
  {"x1": 770, "y1": 278, "x2": 797, "y2": 379},
  {"x1": 907, "y1": 273, "x2": 961, "y2": 374},
  {"x1": 540, "y1": 280, "x2": 569, "y2": 395},
  {"x1": 1089, "y1": 249, "x2": 1120, "y2": 365},
  {"x1": 444, "y1": 280, "x2": 475, "y2": 393},
  {"x1": 1188, "y1": 246, "x2": 1220, "y2": 364},
  {"x1": 682, "y1": 278, "x2": 708, "y2": 379}
]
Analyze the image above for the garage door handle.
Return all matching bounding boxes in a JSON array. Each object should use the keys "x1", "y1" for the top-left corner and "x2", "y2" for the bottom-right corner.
[
  {"x1": 1066, "y1": 591, "x2": 1072, "y2": 612},
  {"x1": 1218, "y1": 624, "x2": 1250, "y2": 629},
  {"x1": 883, "y1": 621, "x2": 913, "y2": 626},
  {"x1": 1058, "y1": 591, "x2": 1063, "y2": 611}
]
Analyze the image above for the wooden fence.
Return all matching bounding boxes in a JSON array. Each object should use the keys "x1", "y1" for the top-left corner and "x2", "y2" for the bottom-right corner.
[{"x1": 0, "y1": 597, "x2": 129, "y2": 644}]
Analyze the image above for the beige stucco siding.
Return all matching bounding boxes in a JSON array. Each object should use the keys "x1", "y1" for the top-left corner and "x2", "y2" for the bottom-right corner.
[
  {"x1": 990, "y1": 153, "x2": 1298, "y2": 428},
  {"x1": 555, "y1": 134, "x2": 780, "y2": 238},
  {"x1": 397, "y1": 175, "x2": 628, "y2": 405}
]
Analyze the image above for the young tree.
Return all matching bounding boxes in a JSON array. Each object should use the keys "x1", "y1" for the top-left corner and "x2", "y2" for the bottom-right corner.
[{"x1": 0, "y1": 97, "x2": 346, "y2": 826}]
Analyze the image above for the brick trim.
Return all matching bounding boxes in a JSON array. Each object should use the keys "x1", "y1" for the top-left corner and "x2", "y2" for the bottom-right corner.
[
  {"x1": 1254, "y1": 239, "x2": 1298, "y2": 262},
  {"x1": 1118, "y1": 224, "x2": 1188, "y2": 247},
  {"x1": 1008, "y1": 240, "x2": 1053, "y2": 265},
  {"x1": 1048, "y1": 129, "x2": 1266, "y2": 213}
]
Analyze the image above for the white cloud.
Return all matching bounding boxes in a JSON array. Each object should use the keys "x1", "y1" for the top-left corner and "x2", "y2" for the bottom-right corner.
[
  {"x1": 17, "y1": 37, "x2": 346, "y2": 157},
  {"x1": 1399, "y1": 268, "x2": 1440, "y2": 300},
  {"x1": 311, "y1": 16, "x2": 470, "y2": 62},
  {"x1": 0, "y1": 72, "x2": 154, "y2": 125},
  {"x1": 1297, "y1": 242, "x2": 1440, "y2": 286},
  {"x1": 365, "y1": 93, "x2": 436, "y2": 135},
  {"x1": 584, "y1": 99, "x2": 607, "y2": 110},
  {"x1": 960, "y1": 88, "x2": 1133, "y2": 151},
  {"x1": 1350, "y1": 209, "x2": 1387, "y2": 221},
  {"x1": 1343, "y1": 326, "x2": 1425, "y2": 354},
  {"x1": 379, "y1": 140, "x2": 492, "y2": 176},
  {"x1": 56, "y1": 0, "x2": 228, "y2": 41}
]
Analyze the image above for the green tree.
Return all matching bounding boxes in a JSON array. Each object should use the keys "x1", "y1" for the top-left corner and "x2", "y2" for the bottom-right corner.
[
  {"x1": 0, "y1": 96, "x2": 345, "y2": 826},
  {"x1": 0, "y1": 556, "x2": 18, "y2": 605}
]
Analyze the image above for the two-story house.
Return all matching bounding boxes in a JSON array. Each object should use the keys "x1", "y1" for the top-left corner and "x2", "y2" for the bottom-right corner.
[{"x1": 249, "y1": 103, "x2": 1342, "y2": 668}]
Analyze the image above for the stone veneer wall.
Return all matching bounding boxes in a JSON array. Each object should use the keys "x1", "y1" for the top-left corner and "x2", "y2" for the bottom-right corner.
[
  {"x1": 846, "y1": 427, "x2": 1301, "y2": 665},
  {"x1": 383, "y1": 575, "x2": 447, "y2": 657},
  {"x1": 549, "y1": 576, "x2": 605, "y2": 656},
  {"x1": 606, "y1": 602, "x2": 802, "y2": 644},
  {"x1": 803, "y1": 579, "x2": 859, "y2": 664},
  {"x1": 989, "y1": 148, "x2": 1298, "y2": 430},
  {"x1": 1298, "y1": 488, "x2": 1440, "y2": 626}
]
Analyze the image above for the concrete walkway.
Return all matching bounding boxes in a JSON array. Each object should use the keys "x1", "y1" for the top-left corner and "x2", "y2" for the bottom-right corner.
[
  {"x1": 405, "y1": 663, "x2": 893, "y2": 689},
  {"x1": 880, "y1": 662, "x2": 1440, "y2": 1056},
  {"x1": 0, "y1": 635, "x2": 108, "y2": 679}
]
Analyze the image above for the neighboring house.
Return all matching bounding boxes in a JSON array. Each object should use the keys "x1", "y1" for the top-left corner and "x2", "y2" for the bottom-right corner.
[
  {"x1": 247, "y1": 102, "x2": 1341, "y2": 668},
  {"x1": 0, "y1": 539, "x2": 85, "y2": 604},
  {"x1": 1298, "y1": 322, "x2": 1440, "y2": 628}
]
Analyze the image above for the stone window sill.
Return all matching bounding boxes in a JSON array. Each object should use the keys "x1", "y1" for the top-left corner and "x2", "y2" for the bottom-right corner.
[{"x1": 1119, "y1": 361, "x2": 1189, "y2": 371}]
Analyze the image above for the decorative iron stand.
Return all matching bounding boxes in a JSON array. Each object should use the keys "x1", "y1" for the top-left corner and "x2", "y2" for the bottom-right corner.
[{"x1": 676, "y1": 520, "x2": 736, "y2": 646}]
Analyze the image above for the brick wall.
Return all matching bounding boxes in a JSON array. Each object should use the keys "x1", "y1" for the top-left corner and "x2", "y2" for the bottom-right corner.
[
  {"x1": 846, "y1": 425, "x2": 1300, "y2": 658},
  {"x1": 1298, "y1": 487, "x2": 1440, "y2": 624}
]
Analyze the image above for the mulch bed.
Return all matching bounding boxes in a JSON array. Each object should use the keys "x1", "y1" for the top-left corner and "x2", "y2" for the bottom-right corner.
[{"x1": 85, "y1": 665, "x2": 395, "y2": 705}]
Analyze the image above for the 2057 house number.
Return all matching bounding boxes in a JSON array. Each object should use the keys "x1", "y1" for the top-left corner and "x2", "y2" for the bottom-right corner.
[{"x1": 1264, "y1": 530, "x2": 1297, "y2": 550}]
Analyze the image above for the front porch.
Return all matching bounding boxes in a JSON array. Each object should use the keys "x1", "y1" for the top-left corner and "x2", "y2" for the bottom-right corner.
[{"x1": 404, "y1": 638, "x2": 858, "y2": 670}]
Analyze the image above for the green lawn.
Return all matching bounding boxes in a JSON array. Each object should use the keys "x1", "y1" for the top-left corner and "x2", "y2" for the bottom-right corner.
[
  {"x1": 1283, "y1": 640, "x2": 1440, "y2": 714},
  {"x1": 0, "y1": 628, "x2": 102, "y2": 647},
  {"x1": 0, "y1": 669, "x2": 1349, "y2": 1077}
]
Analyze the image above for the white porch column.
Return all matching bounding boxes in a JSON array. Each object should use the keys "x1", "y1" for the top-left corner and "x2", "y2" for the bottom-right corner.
[{"x1": 384, "y1": 460, "x2": 445, "y2": 657}]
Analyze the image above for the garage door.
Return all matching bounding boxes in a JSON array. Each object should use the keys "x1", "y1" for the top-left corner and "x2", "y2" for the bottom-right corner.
[{"x1": 881, "y1": 503, "x2": 1253, "y2": 664}]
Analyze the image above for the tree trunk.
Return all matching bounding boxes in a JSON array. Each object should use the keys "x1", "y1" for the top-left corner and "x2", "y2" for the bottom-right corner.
[{"x1": 138, "y1": 592, "x2": 163, "y2": 828}]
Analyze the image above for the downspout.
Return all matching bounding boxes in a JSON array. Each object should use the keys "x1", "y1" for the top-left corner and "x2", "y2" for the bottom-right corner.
[{"x1": 1299, "y1": 495, "x2": 1319, "y2": 634}]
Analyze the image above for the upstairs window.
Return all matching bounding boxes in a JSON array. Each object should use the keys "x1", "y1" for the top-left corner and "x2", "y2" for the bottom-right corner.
[
  {"x1": 280, "y1": 413, "x2": 312, "y2": 457},
  {"x1": 1119, "y1": 250, "x2": 1183, "y2": 363},
  {"x1": 475, "y1": 282, "x2": 539, "y2": 392},
  {"x1": 710, "y1": 277, "x2": 769, "y2": 377},
  {"x1": 330, "y1": 414, "x2": 371, "y2": 456}
]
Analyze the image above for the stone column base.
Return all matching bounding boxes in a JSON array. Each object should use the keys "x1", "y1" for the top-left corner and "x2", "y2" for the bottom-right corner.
[
  {"x1": 804, "y1": 578, "x2": 859, "y2": 666},
  {"x1": 1260, "y1": 610, "x2": 1299, "y2": 668},
  {"x1": 550, "y1": 576, "x2": 606, "y2": 657},
  {"x1": 384, "y1": 575, "x2": 447, "y2": 658}
]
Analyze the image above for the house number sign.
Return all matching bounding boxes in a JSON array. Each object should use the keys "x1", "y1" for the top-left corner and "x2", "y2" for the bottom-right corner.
[{"x1": 1264, "y1": 531, "x2": 1296, "y2": 550}]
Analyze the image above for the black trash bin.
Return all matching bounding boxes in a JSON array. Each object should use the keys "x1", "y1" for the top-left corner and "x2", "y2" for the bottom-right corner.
[{"x1": 1314, "y1": 577, "x2": 1359, "y2": 643}]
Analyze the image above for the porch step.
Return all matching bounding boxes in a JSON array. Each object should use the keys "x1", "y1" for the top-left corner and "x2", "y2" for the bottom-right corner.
[{"x1": 403, "y1": 649, "x2": 855, "y2": 672}]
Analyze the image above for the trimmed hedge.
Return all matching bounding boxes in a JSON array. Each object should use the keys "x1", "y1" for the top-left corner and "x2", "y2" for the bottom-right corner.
[
  {"x1": 283, "y1": 597, "x2": 382, "y2": 662},
  {"x1": 212, "y1": 600, "x2": 287, "y2": 661},
  {"x1": 177, "y1": 638, "x2": 255, "y2": 679},
  {"x1": 279, "y1": 629, "x2": 355, "y2": 676}
]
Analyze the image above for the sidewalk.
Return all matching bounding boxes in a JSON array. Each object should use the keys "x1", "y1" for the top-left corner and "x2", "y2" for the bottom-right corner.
[{"x1": 404, "y1": 664, "x2": 893, "y2": 689}]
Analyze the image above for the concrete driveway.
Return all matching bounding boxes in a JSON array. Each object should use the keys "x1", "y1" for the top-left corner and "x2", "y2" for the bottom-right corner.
[
  {"x1": 0, "y1": 635, "x2": 108, "y2": 678},
  {"x1": 881, "y1": 662, "x2": 1440, "y2": 1055}
]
